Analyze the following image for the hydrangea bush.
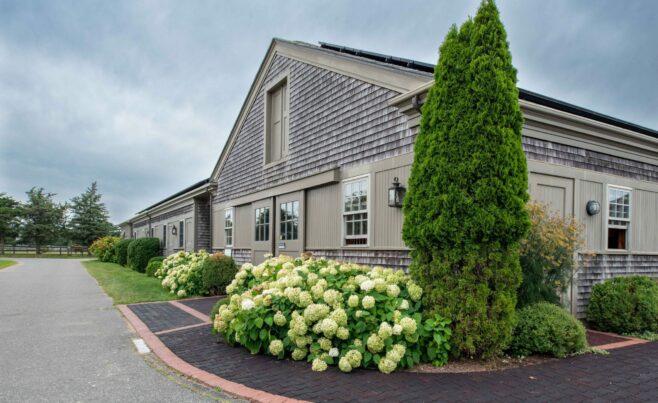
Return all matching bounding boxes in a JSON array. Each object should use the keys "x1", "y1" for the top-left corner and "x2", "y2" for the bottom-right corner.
[
  {"x1": 156, "y1": 250, "x2": 209, "y2": 297},
  {"x1": 213, "y1": 254, "x2": 451, "y2": 374}
]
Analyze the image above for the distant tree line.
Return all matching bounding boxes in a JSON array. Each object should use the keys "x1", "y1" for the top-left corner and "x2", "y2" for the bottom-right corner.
[{"x1": 0, "y1": 182, "x2": 118, "y2": 254}]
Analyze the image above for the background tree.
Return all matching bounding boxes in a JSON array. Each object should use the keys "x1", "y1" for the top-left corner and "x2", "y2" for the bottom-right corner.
[
  {"x1": 69, "y1": 182, "x2": 116, "y2": 246},
  {"x1": 0, "y1": 193, "x2": 23, "y2": 254},
  {"x1": 402, "y1": 0, "x2": 529, "y2": 358},
  {"x1": 21, "y1": 187, "x2": 67, "y2": 253}
]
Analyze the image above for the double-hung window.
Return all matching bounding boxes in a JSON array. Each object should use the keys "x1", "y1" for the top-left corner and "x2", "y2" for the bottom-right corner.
[
  {"x1": 343, "y1": 177, "x2": 369, "y2": 246},
  {"x1": 280, "y1": 201, "x2": 299, "y2": 240},
  {"x1": 255, "y1": 207, "x2": 270, "y2": 242},
  {"x1": 224, "y1": 208, "x2": 234, "y2": 247},
  {"x1": 265, "y1": 76, "x2": 289, "y2": 164},
  {"x1": 607, "y1": 186, "x2": 631, "y2": 250}
]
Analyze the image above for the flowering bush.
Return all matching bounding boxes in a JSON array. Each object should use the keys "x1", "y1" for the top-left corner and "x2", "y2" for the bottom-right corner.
[
  {"x1": 89, "y1": 236, "x2": 120, "y2": 262},
  {"x1": 213, "y1": 254, "x2": 451, "y2": 374},
  {"x1": 156, "y1": 250, "x2": 209, "y2": 298}
]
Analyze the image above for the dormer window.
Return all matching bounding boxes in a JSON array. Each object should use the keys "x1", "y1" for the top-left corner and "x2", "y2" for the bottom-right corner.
[{"x1": 264, "y1": 75, "x2": 289, "y2": 164}]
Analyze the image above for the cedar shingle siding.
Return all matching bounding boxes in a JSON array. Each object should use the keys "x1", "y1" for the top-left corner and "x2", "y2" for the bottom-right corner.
[{"x1": 215, "y1": 55, "x2": 413, "y2": 203}]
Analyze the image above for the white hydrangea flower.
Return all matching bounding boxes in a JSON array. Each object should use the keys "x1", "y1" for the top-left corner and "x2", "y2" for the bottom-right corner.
[
  {"x1": 328, "y1": 347, "x2": 339, "y2": 357},
  {"x1": 360, "y1": 280, "x2": 375, "y2": 292},
  {"x1": 241, "y1": 298, "x2": 255, "y2": 311}
]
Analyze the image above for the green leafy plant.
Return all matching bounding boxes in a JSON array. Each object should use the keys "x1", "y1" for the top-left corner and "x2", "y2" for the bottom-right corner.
[
  {"x1": 518, "y1": 202, "x2": 584, "y2": 308},
  {"x1": 420, "y1": 314, "x2": 452, "y2": 366},
  {"x1": 402, "y1": 0, "x2": 529, "y2": 358},
  {"x1": 145, "y1": 256, "x2": 165, "y2": 277},
  {"x1": 214, "y1": 255, "x2": 450, "y2": 374},
  {"x1": 201, "y1": 253, "x2": 238, "y2": 295},
  {"x1": 114, "y1": 239, "x2": 133, "y2": 266},
  {"x1": 157, "y1": 250, "x2": 209, "y2": 297},
  {"x1": 509, "y1": 302, "x2": 587, "y2": 358},
  {"x1": 89, "y1": 236, "x2": 120, "y2": 263},
  {"x1": 127, "y1": 237, "x2": 161, "y2": 273},
  {"x1": 210, "y1": 297, "x2": 229, "y2": 323},
  {"x1": 587, "y1": 276, "x2": 658, "y2": 334}
]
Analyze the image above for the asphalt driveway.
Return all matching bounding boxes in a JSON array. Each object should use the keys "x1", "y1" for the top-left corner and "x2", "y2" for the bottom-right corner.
[{"x1": 0, "y1": 259, "x2": 235, "y2": 402}]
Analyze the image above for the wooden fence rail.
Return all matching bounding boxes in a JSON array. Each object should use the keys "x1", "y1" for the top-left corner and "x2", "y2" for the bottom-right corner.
[{"x1": 1, "y1": 244, "x2": 90, "y2": 256}]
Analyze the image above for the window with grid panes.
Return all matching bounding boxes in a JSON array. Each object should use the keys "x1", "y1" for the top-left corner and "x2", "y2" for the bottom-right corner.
[
  {"x1": 224, "y1": 208, "x2": 234, "y2": 247},
  {"x1": 343, "y1": 178, "x2": 368, "y2": 245},
  {"x1": 279, "y1": 201, "x2": 299, "y2": 240},
  {"x1": 255, "y1": 207, "x2": 270, "y2": 242},
  {"x1": 607, "y1": 186, "x2": 631, "y2": 250}
]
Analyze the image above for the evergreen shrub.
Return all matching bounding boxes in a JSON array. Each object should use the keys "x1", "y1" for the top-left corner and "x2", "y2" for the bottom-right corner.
[
  {"x1": 201, "y1": 253, "x2": 238, "y2": 295},
  {"x1": 127, "y1": 237, "x2": 161, "y2": 273},
  {"x1": 402, "y1": 0, "x2": 529, "y2": 358},
  {"x1": 114, "y1": 239, "x2": 133, "y2": 266},
  {"x1": 587, "y1": 276, "x2": 658, "y2": 334},
  {"x1": 145, "y1": 256, "x2": 165, "y2": 277},
  {"x1": 510, "y1": 302, "x2": 587, "y2": 358}
]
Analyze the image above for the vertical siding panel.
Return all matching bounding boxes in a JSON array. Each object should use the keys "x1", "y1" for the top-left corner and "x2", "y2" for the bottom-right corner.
[
  {"x1": 632, "y1": 190, "x2": 658, "y2": 252},
  {"x1": 580, "y1": 180, "x2": 604, "y2": 251},
  {"x1": 374, "y1": 165, "x2": 410, "y2": 248},
  {"x1": 234, "y1": 205, "x2": 252, "y2": 248},
  {"x1": 305, "y1": 184, "x2": 340, "y2": 249}
]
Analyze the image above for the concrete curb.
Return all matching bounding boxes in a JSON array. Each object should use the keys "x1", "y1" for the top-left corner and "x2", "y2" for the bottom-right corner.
[{"x1": 117, "y1": 304, "x2": 310, "y2": 403}]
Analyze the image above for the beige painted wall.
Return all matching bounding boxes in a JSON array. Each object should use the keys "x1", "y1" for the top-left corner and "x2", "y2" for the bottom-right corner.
[{"x1": 305, "y1": 183, "x2": 341, "y2": 249}]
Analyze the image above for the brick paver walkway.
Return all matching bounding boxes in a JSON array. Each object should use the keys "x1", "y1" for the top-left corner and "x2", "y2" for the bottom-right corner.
[{"x1": 126, "y1": 300, "x2": 658, "y2": 402}]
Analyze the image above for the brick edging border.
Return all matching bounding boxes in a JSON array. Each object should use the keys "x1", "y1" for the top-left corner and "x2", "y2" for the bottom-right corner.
[
  {"x1": 117, "y1": 304, "x2": 309, "y2": 403},
  {"x1": 587, "y1": 329, "x2": 650, "y2": 350}
]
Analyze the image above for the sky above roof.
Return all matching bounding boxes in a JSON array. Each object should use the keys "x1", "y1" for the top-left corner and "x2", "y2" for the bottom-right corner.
[{"x1": 1, "y1": 0, "x2": 656, "y2": 222}]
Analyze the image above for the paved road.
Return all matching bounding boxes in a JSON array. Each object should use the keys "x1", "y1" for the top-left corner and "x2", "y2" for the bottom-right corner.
[{"x1": 0, "y1": 259, "x2": 235, "y2": 403}]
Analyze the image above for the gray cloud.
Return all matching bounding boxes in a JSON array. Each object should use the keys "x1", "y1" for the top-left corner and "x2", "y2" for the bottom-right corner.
[{"x1": 1, "y1": 0, "x2": 656, "y2": 221}]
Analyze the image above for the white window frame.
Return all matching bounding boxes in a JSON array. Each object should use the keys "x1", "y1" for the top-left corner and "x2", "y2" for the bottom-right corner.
[
  {"x1": 263, "y1": 71, "x2": 290, "y2": 167},
  {"x1": 605, "y1": 184, "x2": 632, "y2": 251},
  {"x1": 224, "y1": 208, "x2": 234, "y2": 247},
  {"x1": 341, "y1": 175, "x2": 370, "y2": 247}
]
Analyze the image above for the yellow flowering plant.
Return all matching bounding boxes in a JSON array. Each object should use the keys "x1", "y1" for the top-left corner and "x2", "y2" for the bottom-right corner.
[{"x1": 213, "y1": 254, "x2": 451, "y2": 374}]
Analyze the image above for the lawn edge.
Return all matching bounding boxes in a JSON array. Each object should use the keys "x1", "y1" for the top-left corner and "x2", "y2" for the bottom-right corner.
[
  {"x1": 0, "y1": 260, "x2": 20, "y2": 270},
  {"x1": 117, "y1": 304, "x2": 309, "y2": 403}
]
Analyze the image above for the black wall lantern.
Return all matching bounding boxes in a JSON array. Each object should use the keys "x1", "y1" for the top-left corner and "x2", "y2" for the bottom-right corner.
[
  {"x1": 171, "y1": 225, "x2": 178, "y2": 235},
  {"x1": 388, "y1": 177, "x2": 406, "y2": 208},
  {"x1": 586, "y1": 200, "x2": 601, "y2": 216}
]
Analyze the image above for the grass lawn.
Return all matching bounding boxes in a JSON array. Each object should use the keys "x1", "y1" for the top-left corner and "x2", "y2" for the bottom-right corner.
[
  {"x1": 84, "y1": 260, "x2": 179, "y2": 304},
  {"x1": 0, "y1": 260, "x2": 18, "y2": 270}
]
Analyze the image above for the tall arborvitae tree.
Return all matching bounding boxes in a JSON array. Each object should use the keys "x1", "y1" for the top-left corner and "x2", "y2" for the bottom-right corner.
[
  {"x1": 69, "y1": 182, "x2": 116, "y2": 246},
  {"x1": 0, "y1": 193, "x2": 23, "y2": 254},
  {"x1": 402, "y1": 0, "x2": 529, "y2": 358},
  {"x1": 21, "y1": 188, "x2": 68, "y2": 253}
]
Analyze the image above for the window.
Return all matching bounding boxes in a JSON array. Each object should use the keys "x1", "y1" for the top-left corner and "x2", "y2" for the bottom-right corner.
[
  {"x1": 224, "y1": 208, "x2": 234, "y2": 247},
  {"x1": 265, "y1": 78, "x2": 289, "y2": 164},
  {"x1": 279, "y1": 201, "x2": 299, "y2": 240},
  {"x1": 179, "y1": 220, "x2": 184, "y2": 248},
  {"x1": 343, "y1": 177, "x2": 368, "y2": 246},
  {"x1": 255, "y1": 207, "x2": 270, "y2": 242},
  {"x1": 607, "y1": 186, "x2": 631, "y2": 250}
]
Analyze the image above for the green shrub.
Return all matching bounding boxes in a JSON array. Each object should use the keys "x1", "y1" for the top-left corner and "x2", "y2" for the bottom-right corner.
[
  {"x1": 587, "y1": 276, "x2": 658, "y2": 334},
  {"x1": 510, "y1": 302, "x2": 587, "y2": 358},
  {"x1": 201, "y1": 253, "x2": 238, "y2": 295},
  {"x1": 402, "y1": 0, "x2": 529, "y2": 358},
  {"x1": 89, "y1": 236, "x2": 120, "y2": 262},
  {"x1": 210, "y1": 297, "x2": 229, "y2": 322},
  {"x1": 214, "y1": 255, "x2": 451, "y2": 374},
  {"x1": 145, "y1": 257, "x2": 165, "y2": 277},
  {"x1": 157, "y1": 250, "x2": 209, "y2": 297},
  {"x1": 518, "y1": 202, "x2": 584, "y2": 308},
  {"x1": 115, "y1": 239, "x2": 133, "y2": 266},
  {"x1": 127, "y1": 238, "x2": 161, "y2": 273}
]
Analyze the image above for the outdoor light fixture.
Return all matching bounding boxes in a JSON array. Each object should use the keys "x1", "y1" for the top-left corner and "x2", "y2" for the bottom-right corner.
[
  {"x1": 586, "y1": 200, "x2": 601, "y2": 216},
  {"x1": 171, "y1": 225, "x2": 178, "y2": 235},
  {"x1": 388, "y1": 177, "x2": 406, "y2": 208}
]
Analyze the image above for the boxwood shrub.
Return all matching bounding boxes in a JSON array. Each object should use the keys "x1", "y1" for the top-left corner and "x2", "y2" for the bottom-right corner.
[
  {"x1": 115, "y1": 239, "x2": 133, "y2": 266},
  {"x1": 587, "y1": 276, "x2": 658, "y2": 334},
  {"x1": 510, "y1": 302, "x2": 587, "y2": 358},
  {"x1": 127, "y1": 238, "x2": 161, "y2": 273},
  {"x1": 201, "y1": 253, "x2": 238, "y2": 295},
  {"x1": 146, "y1": 256, "x2": 165, "y2": 277}
]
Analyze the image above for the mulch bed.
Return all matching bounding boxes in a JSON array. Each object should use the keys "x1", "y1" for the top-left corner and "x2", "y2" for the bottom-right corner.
[{"x1": 586, "y1": 329, "x2": 629, "y2": 347}]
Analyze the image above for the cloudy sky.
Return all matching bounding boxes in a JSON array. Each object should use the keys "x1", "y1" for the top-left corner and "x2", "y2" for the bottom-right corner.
[{"x1": 1, "y1": 0, "x2": 656, "y2": 222}]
